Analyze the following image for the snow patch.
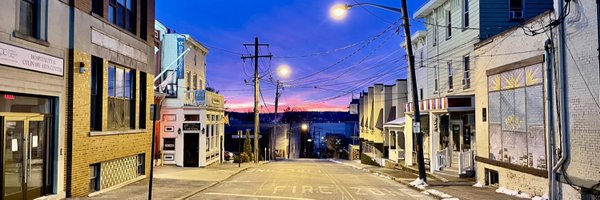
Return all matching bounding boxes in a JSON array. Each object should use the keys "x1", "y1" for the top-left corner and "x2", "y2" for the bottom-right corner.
[
  {"x1": 425, "y1": 189, "x2": 452, "y2": 198},
  {"x1": 531, "y1": 194, "x2": 549, "y2": 200},
  {"x1": 472, "y1": 182, "x2": 483, "y2": 188},
  {"x1": 495, "y1": 187, "x2": 533, "y2": 199},
  {"x1": 409, "y1": 178, "x2": 428, "y2": 190}
]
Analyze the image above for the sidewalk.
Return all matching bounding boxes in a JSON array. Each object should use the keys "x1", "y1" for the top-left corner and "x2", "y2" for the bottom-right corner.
[
  {"x1": 81, "y1": 161, "x2": 267, "y2": 200},
  {"x1": 331, "y1": 159, "x2": 525, "y2": 200}
]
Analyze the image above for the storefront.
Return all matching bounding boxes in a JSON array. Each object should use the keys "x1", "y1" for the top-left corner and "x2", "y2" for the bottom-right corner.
[{"x1": 0, "y1": 41, "x2": 65, "y2": 200}]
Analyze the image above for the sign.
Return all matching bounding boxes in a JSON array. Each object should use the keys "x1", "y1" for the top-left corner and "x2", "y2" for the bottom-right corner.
[
  {"x1": 413, "y1": 122, "x2": 421, "y2": 133},
  {"x1": 0, "y1": 42, "x2": 64, "y2": 76},
  {"x1": 176, "y1": 37, "x2": 185, "y2": 77},
  {"x1": 195, "y1": 90, "x2": 206, "y2": 106}
]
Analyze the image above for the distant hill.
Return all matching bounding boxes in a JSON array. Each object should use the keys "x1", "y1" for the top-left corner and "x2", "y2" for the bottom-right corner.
[{"x1": 226, "y1": 111, "x2": 358, "y2": 123}]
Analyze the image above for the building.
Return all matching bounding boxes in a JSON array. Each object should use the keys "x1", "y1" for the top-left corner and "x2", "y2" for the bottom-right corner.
[
  {"x1": 64, "y1": 0, "x2": 156, "y2": 197},
  {"x1": 411, "y1": 0, "x2": 553, "y2": 178},
  {"x1": 155, "y1": 23, "x2": 225, "y2": 167},
  {"x1": 224, "y1": 122, "x2": 290, "y2": 160},
  {"x1": 473, "y1": 11, "x2": 550, "y2": 196},
  {"x1": 383, "y1": 79, "x2": 408, "y2": 164},
  {"x1": 0, "y1": 0, "x2": 69, "y2": 199}
]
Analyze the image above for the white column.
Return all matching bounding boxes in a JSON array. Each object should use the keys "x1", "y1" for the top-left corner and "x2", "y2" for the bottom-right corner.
[
  {"x1": 405, "y1": 115, "x2": 414, "y2": 166},
  {"x1": 430, "y1": 113, "x2": 439, "y2": 172}
]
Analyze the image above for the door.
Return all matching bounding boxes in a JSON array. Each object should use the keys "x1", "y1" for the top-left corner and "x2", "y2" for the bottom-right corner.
[
  {"x1": 183, "y1": 133, "x2": 199, "y2": 167},
  {"x1": 3, "y1": 114, "x2": 46, "y2": 200},
  {"x1": 450, "y1": 121, "x2": 463, "y2": 152}
]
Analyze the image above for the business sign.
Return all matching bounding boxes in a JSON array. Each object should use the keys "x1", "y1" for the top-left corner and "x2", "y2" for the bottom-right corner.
[
  {"x1": 195, "y1": 90, "x2": 206, "y2": 106},
  {"x1": 0, "y1": 42, "x2": 64, "y2": 76},
  {"x1": 176, "y1": 37, "x2": 185, "y2": 78}
]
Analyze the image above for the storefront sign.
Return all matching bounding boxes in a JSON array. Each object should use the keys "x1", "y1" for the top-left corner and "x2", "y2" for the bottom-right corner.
[
  {"x1": 0, "y1": 42, "x2": 64, "y2": 76},
  {"x1": 176, "y1": 37, "x2": 185, "y2": 77}
]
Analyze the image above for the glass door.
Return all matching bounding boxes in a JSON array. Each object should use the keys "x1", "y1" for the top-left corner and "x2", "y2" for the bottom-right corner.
[{"x1": 3, "y1": 114, "x2": 46, "y2": 200}]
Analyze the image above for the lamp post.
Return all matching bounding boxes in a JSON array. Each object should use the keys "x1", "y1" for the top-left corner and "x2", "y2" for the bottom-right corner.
[
  {"x1": 238, "y1": 130, "x2": 242, "y2": 167},
  {"x1": 273, "y1": 65, "x2": 291, "y2": 161},
  {"x1": 330, "y1": 1, "x2": 427, "y2": 183}
]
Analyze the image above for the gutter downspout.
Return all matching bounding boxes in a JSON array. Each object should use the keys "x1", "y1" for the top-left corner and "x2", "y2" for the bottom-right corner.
[
  {"x1": 545, "y1": 39, "x2": 557, "y2": 200},
  {"x1": 596, "y1": 0, "x2": 600, "y2": 77},
  {"x1": 553, "y1": 0, "x2": 570, "y2": 198}
]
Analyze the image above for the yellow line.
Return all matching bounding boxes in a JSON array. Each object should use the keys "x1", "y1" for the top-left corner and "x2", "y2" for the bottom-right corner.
[{"x1": 203, "y1": 192, "x2": 315, "y2": 200}]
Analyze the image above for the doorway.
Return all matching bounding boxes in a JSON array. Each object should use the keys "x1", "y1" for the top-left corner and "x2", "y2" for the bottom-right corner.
[
  {"x1": 183, "y1": 133, "x2": 199, "y2": 167},
  {"x1": 3, "y1": 113, "x2": 50, "y2": 200},
  {"x1": 450, "y1": 121, "x2": 463, "y2": 152}
]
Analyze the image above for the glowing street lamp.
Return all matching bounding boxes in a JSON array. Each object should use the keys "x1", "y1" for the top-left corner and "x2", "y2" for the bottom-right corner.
[
  {"x1": 330, "y1": 4, "x2": 350, "y2": 20},
  {"x1": 301, "y1": 123, "x2": 308, "y2": 131}
]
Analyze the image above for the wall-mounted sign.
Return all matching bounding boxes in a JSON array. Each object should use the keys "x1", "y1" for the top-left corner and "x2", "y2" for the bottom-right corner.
[
  {"x1": 176, "y1": 37, "x2": 185, "y2": 77},
  {"x1": 0, "y1": 42, "x2": 64, "y2": 76},
  {"x1": 195, "y1": 90, "x2": 206, "y2": 106}
]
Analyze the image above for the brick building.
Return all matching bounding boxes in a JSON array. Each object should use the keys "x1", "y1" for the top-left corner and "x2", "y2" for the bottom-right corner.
[{"x1": 64, "y1": 0, "x2": 156, "y2": 197}]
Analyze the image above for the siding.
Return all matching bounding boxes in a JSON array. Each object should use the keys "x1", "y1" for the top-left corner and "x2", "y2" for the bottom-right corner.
[{"x1": 479, "y1": 0, "x2": 553, "y2": 39}]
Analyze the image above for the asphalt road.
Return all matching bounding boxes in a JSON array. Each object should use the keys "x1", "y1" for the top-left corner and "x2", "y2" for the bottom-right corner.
[{"x1": 189, "y1": 159, "x2": 434, "y2": 200}]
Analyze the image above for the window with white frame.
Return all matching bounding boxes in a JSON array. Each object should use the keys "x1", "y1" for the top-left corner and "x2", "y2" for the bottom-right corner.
[
  {"x1": 510, "y1": 0, "x2": 524, "y2": 20},
  {"x1": 448, "y1": 62, "x2": 454, "y2": 90},
  {"x1": 446, "y1": 10, "x2": 452, "y2": 39},
  {"x1": 463, "y1": 56, "x2": 471, "y2": 88},
  {"x1": 463, "y1": 0, "x2": 470, "y2": 28}
]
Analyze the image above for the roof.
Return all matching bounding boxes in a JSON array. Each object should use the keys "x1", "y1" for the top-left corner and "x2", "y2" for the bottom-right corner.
[
  {"x1": 413, "y1": 0, "x2": 446, "y2": 18},
  {"x1": 383, "y1": 117, "x2": 406, "y2": 128}
]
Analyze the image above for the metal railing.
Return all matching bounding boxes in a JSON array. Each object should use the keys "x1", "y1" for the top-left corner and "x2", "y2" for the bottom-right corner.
[
  {"x1": 436, "y1": 148, "x2": 448, "y2": 170},
  {"x1": 458, "y1": 149, "x2": 474, "y2": 174}
]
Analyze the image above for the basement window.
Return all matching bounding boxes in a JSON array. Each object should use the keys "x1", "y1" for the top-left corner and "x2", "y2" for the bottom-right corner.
[{"x1": 485, "y1": 168, "x2": 499, "y2": 186}]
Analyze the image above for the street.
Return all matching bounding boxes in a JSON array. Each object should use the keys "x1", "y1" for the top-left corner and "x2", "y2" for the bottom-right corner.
[{"x1": 189, "y1": 159, "x2": 433, "y2": 200}]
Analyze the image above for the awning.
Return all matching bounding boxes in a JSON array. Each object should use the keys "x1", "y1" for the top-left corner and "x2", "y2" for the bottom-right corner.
[{"x1": 383, "y1": 117, "x2": 406, "y2": 128}]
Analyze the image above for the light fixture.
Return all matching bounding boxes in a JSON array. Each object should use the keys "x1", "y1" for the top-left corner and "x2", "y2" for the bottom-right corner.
[
  {"x1": 177, "y1": 128, "x2": 181, "y2": 135},
  {"x1": 277, "y1": 64, "x2": 291, "y2": 78},
  {"x1": 79, "y1": 62, "x2": 86, "y2": 74},
  {"x1": 330, "y1": 4, "x2": 350, "y2": 20},
  {"x1": 301, "y1": 123, "x2": 308, "y2": 131}
]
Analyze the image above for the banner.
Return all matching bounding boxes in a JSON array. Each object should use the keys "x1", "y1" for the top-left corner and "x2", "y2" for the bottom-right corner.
[
  {"x1": 195, "y1": 90, "x2": 206, "y2": 106},
  {"x1": 176, "y1": 37, "x2": 185, "y2": 78}
]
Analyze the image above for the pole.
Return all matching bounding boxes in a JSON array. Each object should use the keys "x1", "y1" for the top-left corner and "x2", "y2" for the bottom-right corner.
[
  {"x1": 253, "y1": 37, "x2": 260, "y2": 163},
  {"x1": 274, "y1": 80, "x2": 280, "y2": 160},
  {"x1": 238, "y1": 130, "x2": 242, "y2": 167},
  {"x1": 544, "y1": 40, "x2": 556, "y2": 199},
  {"x1": 400, "y1": 0, "x2": 427, "y2": 182},
  {"x1": 148, "y1": 104, "x2": 158, "y2": 200}
]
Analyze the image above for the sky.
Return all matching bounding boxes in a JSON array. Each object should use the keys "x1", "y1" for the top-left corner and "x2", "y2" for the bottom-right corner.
[{"x1": 156, "y1": 0, "x2": 427, "y2": 113}]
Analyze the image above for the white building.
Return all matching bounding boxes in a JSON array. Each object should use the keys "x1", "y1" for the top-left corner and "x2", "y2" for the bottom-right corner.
[{"x1": 155, "y1": 21, "x2": 225, "y2": 167}]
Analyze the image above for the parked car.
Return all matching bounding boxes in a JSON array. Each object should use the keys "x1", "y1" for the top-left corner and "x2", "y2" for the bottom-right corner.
[{"x1": 224, "y1": 151, "x2": 235, "y2": 161}]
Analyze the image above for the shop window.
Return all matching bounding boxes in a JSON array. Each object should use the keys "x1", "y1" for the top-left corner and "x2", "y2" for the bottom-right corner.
[
  {"x1": 107, "y1": 64, "x2": 135, "y2": 130},
  {"x1": 108, "y1": 0, "x2": 136, "y2": 34},
  {"x1": 137, "y1": 154, "x2": 145, "y2": 176},
  {"x1": 488, "y1": 64, "x2": 546, "y2": 169},
  {"x1": 89, "y1": 164, "x2": 101, "y2": 192},
  {"x1": 91, "y1": 56, "x2": 104, "y2": 131}
]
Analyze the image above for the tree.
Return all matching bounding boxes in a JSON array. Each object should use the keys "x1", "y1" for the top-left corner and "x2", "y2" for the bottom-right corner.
[{"x1": 243, "y1": 130, "x2": 253, "y2": 161}]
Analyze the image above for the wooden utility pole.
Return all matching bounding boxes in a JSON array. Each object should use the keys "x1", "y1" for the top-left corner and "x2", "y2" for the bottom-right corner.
[
  {"x1": 273, "y1": 80, "x2": 280, "y2": 160},
  {"x1": 242, "y1": 37, "x2": 272, "y2": 163},
  {"x1": 400, "y1": 0, "x2": 427, "y2": 182}
]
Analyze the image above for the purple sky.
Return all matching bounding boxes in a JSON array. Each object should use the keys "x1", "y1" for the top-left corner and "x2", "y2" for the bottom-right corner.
[{"x1": 156, "y1": 0, "x2": 427, "y2": 112}]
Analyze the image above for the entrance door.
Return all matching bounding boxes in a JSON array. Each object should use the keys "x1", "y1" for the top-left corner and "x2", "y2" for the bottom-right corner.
[
  {"x1": 183, "y1": 133, "x2": 199, "y2": 167},
  {"x1": 450, "y1": 121, "x2": 463, "y2": 152},
  {"x1": 3, "y1": 114, "x2": 46, "y2": 200}
]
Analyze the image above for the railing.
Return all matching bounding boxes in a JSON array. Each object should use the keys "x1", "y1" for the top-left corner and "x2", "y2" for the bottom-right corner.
[
  {"x1": 398, "y1": 149, "x2": 405, "y2": 160},
  {"x1": 459, "y1": 149, "x2": 474, "y2": 174},
  {"x1": 436, "y1": 148, "x2": 448, "y2": 170}
]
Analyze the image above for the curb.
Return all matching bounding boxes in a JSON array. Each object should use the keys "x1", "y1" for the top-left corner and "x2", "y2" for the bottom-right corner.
[
  {"x1": 178, "y1": 161, "x2": 270, "y2": 200},
  {"x1": 328, "y1": 159, "x2": 455, "y2": 200}
]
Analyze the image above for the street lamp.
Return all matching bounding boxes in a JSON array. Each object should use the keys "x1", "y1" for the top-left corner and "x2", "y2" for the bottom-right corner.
[
  {"x1": 329, "y1": 1, "x2": 427, "y2": 183},
  {"x1": 301, "y1": 123, "x2": 308, "y2": 131}
]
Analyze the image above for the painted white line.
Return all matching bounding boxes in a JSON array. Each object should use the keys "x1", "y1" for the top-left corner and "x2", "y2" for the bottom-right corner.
[{"x1": 203, "y1": 192, "x2": 315, "y2": 200}]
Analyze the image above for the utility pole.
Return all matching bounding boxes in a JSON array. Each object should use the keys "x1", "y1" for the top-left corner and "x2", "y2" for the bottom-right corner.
[
  {"x1": 242, "y1": 37, "x2": 272, "y2": 163},
  {"x1": 273, "y1": 80, "x2": 281, "y2": 160},
  {"x1": 400, "y1": 0, "x2": 427, "y2": 182}
]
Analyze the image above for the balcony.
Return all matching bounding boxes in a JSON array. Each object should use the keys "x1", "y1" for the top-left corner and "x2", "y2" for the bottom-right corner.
[{"x1": 183, "y1": 90, "x2": 225, "y2": 110}]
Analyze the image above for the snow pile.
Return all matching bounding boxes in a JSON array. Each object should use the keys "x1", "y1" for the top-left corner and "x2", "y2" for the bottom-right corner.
[
  {"x1": 495, "y1": 187, "x2": 533, "y2": 199},
  {"x1": 425, "y1": 189, "x2": 452, "y2": 198},
  {"x1": 531, "y1": 194, "x2": 549, "y2": 200},
  {"x1": 441, "y1": 198, "x2": 460, "y2": 200},
  {"x1": 409, "y1": 178, "x2": 429, "y2": 190},
  {"x1": 472, "y1": 182, "x2": 483, "y2": 188}
]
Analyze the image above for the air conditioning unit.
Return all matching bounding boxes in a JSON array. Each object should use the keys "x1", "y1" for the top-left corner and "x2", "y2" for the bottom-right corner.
[{"x1": 510, "y1": 10, "x2": 523, "y2": 19}]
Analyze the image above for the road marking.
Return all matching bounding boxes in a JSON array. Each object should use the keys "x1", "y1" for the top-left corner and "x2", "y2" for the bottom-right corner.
[
  {"x1": 302, "y1": 186, "x2": 314, "y2": 194},
  {"x1": 313, "y1": 160, "x2": 356, "y2": 200},
  {"x1": 203, "y1": 192, "x2": 315, "y2": 200}
]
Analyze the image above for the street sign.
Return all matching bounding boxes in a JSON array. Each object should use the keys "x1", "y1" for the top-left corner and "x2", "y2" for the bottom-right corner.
[{"x1": 413, "y1": 122, "x2": 421, "y2": 133}]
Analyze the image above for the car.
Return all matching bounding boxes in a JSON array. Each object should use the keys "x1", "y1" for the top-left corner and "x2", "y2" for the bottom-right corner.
[{"x1": 224, "y1": 151, "x2": 235, "y2": 161}]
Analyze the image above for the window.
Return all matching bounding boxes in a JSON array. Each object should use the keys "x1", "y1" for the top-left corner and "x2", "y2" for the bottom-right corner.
[
  {"x1": 139, "y1": 72, "x2": 146, "y2": 129},
  {"x1": 186, "y1": 71, "x2": 191, "y2": 90},
  {"x1": 89, "y1": 164, "x2": 100, "y2": 192},
  {"x1": 463, "y1": 0, "x2": 470, "y2": 28},
  {"x1": 433, "y1": 20, "x2": 438, "y2": 46},
  {"x1": 91, "y1": 56, "x2": 103, "y2": 131},
  {"x1": 419, "y1": 49, "x2": 424, "y2": 68},
  {"x1": 434, "y1": 65, "x2": 439, "y2": 91},
  {"x1": 137, "y1": 154, "x2": 145, "y2": 176},
  {"x1": 92, "y1": 0, "x2": 104, "y2": 17},
  {"x1": 108, "y1": 0, "x2": 136, "y2": 34},
  {"x1": 488, "y1": 64, "x2": 546, "y2": 169},
  {"x1": 19, "y1": 0, "x2": 42, "y2": 39},
  {"x1": 193, "y1": 74, "x2": 198, "y2": 90},
  {"x1": 463, "y1": 56, "x2": 471, "y2": 88},
  {"x1": 510, "y1": 0, "x2": 524, "y2": 20},
  {"x1": 419, "y1": 88, "x2": 424, "y2": 100},
  {"x1": 108, "y1": 64, "x2": 135, "y2": 130},
  {"x1": 448, "y1": 62, "x2": 454, "y2": 90},
  {"x1": 485, "y1": 169, "x2": 499, "y2": 186},
  {"x1": 446, "y1": 10, "x2": 452, "y2": 39},
  {"x1": 163, "y1": 138, "x2": 175, "y2": 151},
  {"x1": 184, "y1": 115, "x2": 200, "y2": 121}
]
